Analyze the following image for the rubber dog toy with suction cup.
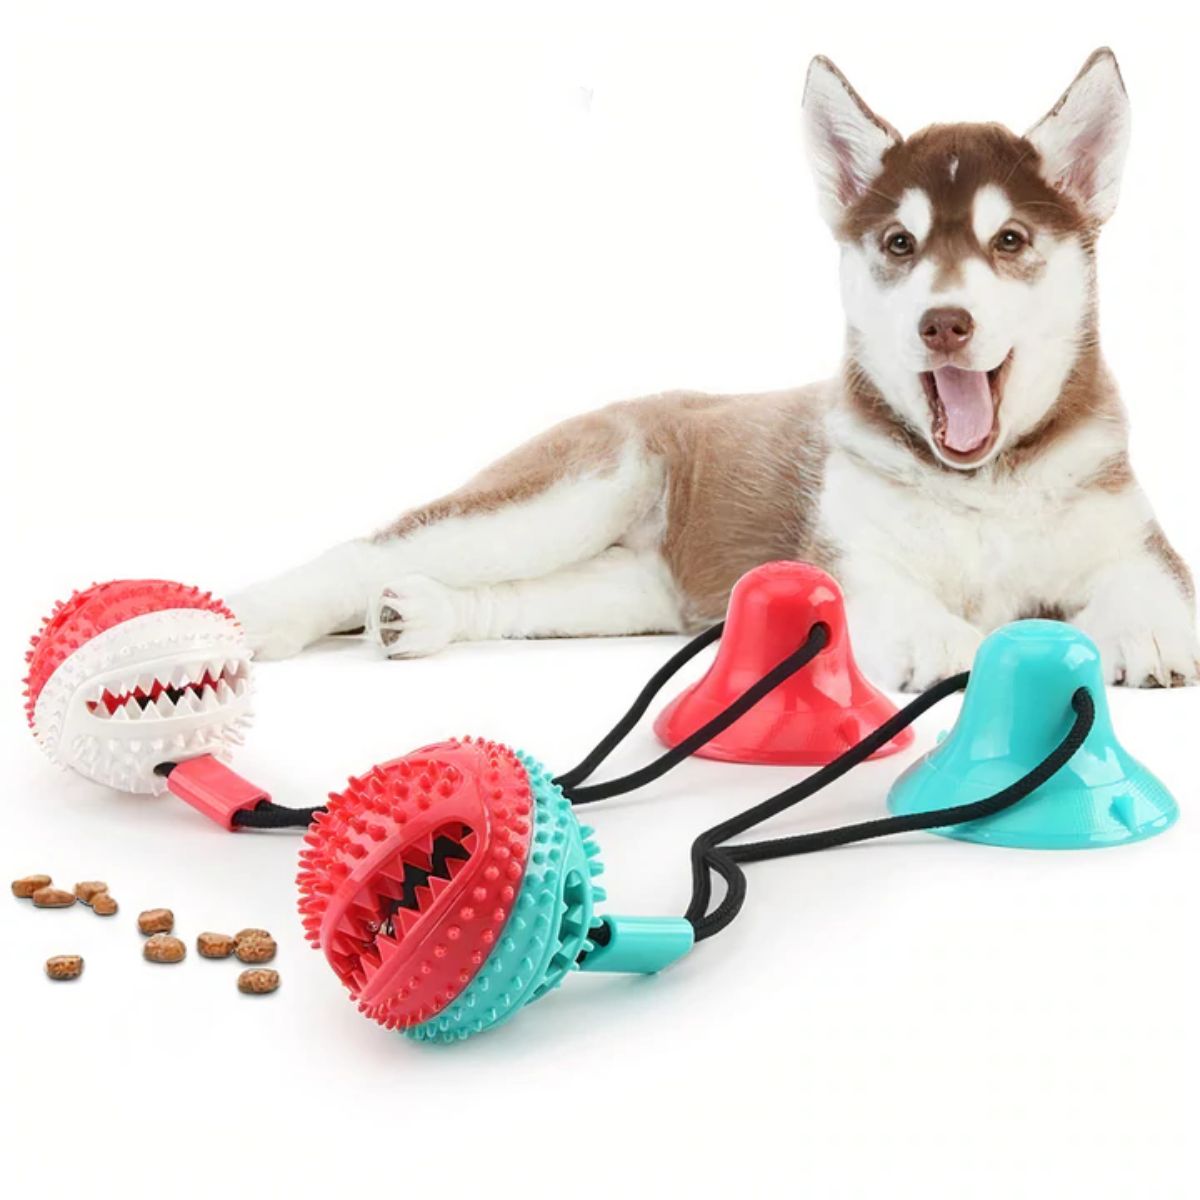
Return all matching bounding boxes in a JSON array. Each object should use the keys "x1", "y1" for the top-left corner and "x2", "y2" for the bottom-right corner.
[
  {"x1": 291, "y1": 579, "x2": 844, "y2": 1041},
  {"x1": 297, "y1": 599, "x2": 1151, "y2": 1044},
  {"x1": 296, "y1": 669, "x2": 1101, "y2": 1043},
  {"x1": 24, "y1": 579, "x2": 273, "y2": 828}
]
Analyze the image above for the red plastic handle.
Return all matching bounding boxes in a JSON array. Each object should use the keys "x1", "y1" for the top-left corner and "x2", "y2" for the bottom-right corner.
[{"x1": 165, "y1": 756, "x2": 271, "y2": 830}]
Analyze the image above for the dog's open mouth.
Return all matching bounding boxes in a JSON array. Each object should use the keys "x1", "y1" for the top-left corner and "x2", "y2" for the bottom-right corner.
[{"x1": 921, "y1": 352, "x2": 1012, "y2": 466}]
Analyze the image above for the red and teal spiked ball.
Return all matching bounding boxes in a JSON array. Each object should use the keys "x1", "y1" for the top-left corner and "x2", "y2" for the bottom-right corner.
[{"x1": 298, "y1": 738, "x2": 606, "y2": 1043}]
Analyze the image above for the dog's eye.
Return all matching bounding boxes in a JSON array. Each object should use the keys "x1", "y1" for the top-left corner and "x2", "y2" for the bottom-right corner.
[
  {"x1": 885, "y1": 231, "x2": 915, "y2": 258},
  {"x1": 994, "y1": 226, "x2": 1028, "y2": 254}
]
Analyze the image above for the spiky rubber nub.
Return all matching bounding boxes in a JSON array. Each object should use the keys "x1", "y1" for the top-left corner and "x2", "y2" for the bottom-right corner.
[
  {"x1": 298, "y1": 738, "x2": 605, "y2": 1043},
  {"x1": 24, "y1": 580, "x2": 254, "y2": 795}
]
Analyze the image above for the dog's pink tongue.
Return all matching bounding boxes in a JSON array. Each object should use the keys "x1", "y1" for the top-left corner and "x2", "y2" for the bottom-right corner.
[{"x1": 933, "y1": 366, "x2": 994, "y2": 452}]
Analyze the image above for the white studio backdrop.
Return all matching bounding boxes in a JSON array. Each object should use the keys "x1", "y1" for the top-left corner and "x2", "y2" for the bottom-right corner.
[{"x1": 1, "y1": 4, "x2": 1196, "y2": 1198}]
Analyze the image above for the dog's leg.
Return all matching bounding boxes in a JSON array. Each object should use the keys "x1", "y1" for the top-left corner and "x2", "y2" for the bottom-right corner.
[
  {"x1": 229, "y1": 433, "x2": 660, "y2": 659},
  {"x1": 1073, "y1": 549, "x2": 1199, "y2": 687},
  {"x1": 226, "y1": 540, "x2": 382, "y2": 660},
  {"x1": 839, "y1": 559, "x2": 984, "y2": 693},
  {"x1": 366, "y1": 547, "x2": 683, "y2": 657}
]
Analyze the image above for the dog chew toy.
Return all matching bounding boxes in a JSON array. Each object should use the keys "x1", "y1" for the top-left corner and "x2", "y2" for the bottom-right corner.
[
  {"x1": 298, "y1": 738, "x2": 694, "y2": 1043},
  {"x1": 654, "y1": 561, "x2": 913, "y2": 764},
  {"x1": 292, "y1": 570, "x2": 863, "y2": 1043},
  {"x1": 296, "y1": 588, "x2": 1174, "y2": 1043},
  {"x1": 24, "y1": 580, "x2": 274, "y2": 828},
  {"x1": 887, "y1": 621, "x2": 1178, "y2": 848}
]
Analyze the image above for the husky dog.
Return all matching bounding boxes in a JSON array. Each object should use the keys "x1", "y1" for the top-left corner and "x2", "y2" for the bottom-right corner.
[{"x1": 230, "y1": 48, "x2": 1197, "y2": 690}]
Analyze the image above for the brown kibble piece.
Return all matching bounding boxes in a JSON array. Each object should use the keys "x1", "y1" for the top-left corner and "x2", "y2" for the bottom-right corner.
[
  {"x1": 197, "y1": 932, "x2": 236, "y2": 959},
  {"x1": 143, "y1": 934, "x2": 186, "y2": 963},
  {"x1": 92, "y1": 893, "x2": 118, "y2": 916},
  {"x1": 234, "y1": 928, "x2": 270, "y2": 944},
  {"x1": 238, "y1": 968, "x2": 280, "y2": 995},
  {"x1": 45, "y1": 955, "x2": 84, "y2": 980},
  {"x1": 12, "y1": 874, "x2": 53, "y2": 898},
  {"x1": 74, "y1": 881, "x2": 109, "y2": 905},
  {"x1": 236, "y1": 933, "x2": 277, "y2": 964},
  {"x1": 138, "y1": 908, "x2": 174, "y2": 934},
  {"x1": 32, "y1": 886, "x2": 76, "y2": 908}
]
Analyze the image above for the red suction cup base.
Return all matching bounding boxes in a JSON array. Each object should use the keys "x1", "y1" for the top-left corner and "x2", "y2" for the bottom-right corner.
[{"x1": 654, "y1": 689, "x2": 913, "y2": 766}]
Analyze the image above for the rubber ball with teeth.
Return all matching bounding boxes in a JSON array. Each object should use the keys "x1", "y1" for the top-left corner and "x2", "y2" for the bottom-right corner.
[
  {"x1": 24, "y1": 580, "x2": 255, "y2": 795},
  {"x1": 298, "y1": 737, "x2": 610, "y2": 1042}
]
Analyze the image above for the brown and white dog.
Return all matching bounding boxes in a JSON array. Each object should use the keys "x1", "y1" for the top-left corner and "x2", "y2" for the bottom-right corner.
[{"x1": 230, "y1": 48, "x2": 1198, "y2": 691}]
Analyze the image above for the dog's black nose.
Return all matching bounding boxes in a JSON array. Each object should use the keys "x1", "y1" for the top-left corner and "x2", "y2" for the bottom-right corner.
[{"x1": 919, "y1": 307, "x2": 974, "y2": 354}]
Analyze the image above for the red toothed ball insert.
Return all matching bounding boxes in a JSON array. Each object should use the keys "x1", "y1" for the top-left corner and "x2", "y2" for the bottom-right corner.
[{"x1": 298, "y1": 738, "x2": 535, "y2": 1031}]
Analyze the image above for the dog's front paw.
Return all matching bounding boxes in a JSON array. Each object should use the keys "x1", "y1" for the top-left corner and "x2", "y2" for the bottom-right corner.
[
  {"x1": 366, "y1": 575, "x2": 459, "y2": 659},
  {"x1": 227, "y1": 586, "x2": 311, "y2": 661},
  {"x1": 1075, "y1": 602, "x2": 1200, "y2": 687},
  {"x1": 855, "y1": 613, "x2": 983, "y2": 693}
]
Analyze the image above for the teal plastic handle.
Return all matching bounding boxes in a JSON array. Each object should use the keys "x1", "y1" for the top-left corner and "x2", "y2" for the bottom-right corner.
[{"x1": 580, "y1": 915, "x2": 694, "y2": 974}]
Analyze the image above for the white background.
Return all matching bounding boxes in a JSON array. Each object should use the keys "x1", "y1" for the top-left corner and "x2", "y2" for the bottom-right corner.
[{"x1": 1, "y1": 3, "x2": 1196, "y2": 1196}]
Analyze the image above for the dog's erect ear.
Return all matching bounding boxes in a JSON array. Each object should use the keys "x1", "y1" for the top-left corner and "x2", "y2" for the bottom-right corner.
[
  {"x1": 1026, "y1": 48, "x2": 1130, "y2": 224},
  {"x1": 802, "y1": 56, "x2": 900, "y2": 228}
]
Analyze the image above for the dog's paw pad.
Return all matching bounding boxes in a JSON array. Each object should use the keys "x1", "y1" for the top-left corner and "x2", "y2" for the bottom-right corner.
[{"x1": 366, "y1": 577, "x2": 457, "y2": 659}]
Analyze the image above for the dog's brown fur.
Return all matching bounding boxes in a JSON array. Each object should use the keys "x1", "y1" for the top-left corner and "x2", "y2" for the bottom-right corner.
[
  {"x1": 641, "y1": 388, "x2": 830, "y2": 623},
  {"x1": 375, "y1": 410, "x2": 627, "y2": 542},
  {"x1": 374, "y1": 387, "x2": 831, "y2": 625}
]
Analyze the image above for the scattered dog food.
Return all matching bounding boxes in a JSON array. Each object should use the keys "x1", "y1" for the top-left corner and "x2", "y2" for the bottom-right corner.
[
  {"x1": 32, "y1": 886, "x2": 76, "y2": 908},
  {"x1": 143, "y1": 934, "x2": 187, "y2": 963},
  {"x1": 12, "y1": 874, "x2": 53, "y2": 898},
  {"x1": 74, "y1": 881, "x2": 109, "y2": 905},
  {"x1": 137, "y1": 908, "x2": 174, "y2": 935},
  {"x1": 235, "y1": 933, "x2": 277, "y2": 964},
  {"x1": 18, "y1": 876, "x2": 284, "y2": 997},
  {"x1": 45, "y1": 955, "x2": 84, "y2": 981},
  {"x1": 197, "y1": 932, "x2": 236, "y2": 959},
  {"x1": 238, "y1": 968, "x2": 280, "y2": 995}
]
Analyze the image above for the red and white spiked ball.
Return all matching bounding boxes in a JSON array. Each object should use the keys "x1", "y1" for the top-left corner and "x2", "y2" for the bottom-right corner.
[{"x1": 25, "y1": 580, "x2": 254, "y2": 795}]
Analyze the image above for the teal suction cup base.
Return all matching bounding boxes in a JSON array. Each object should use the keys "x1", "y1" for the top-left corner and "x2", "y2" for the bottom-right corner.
[
  {"x1": 885, "y1": 620, "x2": 1180, "y2": 851},
  {"x1": 887, "y1": 765, "x2": 1179, "y2": 849},
  {"x1": 883, "y1": 619, "x2": 1180, "y2": 854}
]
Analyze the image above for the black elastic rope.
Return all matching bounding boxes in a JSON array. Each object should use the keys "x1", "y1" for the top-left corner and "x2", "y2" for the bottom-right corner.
[
  {"x1": 231, "y1": 801, "x2": 326, "y2": 830},
  {"x1": 557, "y1": 622, "x2": 831, "y2": 805},
  {"x1": 554, "y1": 622, "x2": 725, "y2": 789},
  {"x1": 687, "y1": 683, "x2": 1095, "y2": 942},
  {"x1": 228, "y1": 620, "x2": 818, "y2": 830},
  {"x1": 683, "y1": 673, "x2": 969, "y2": 928}
]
